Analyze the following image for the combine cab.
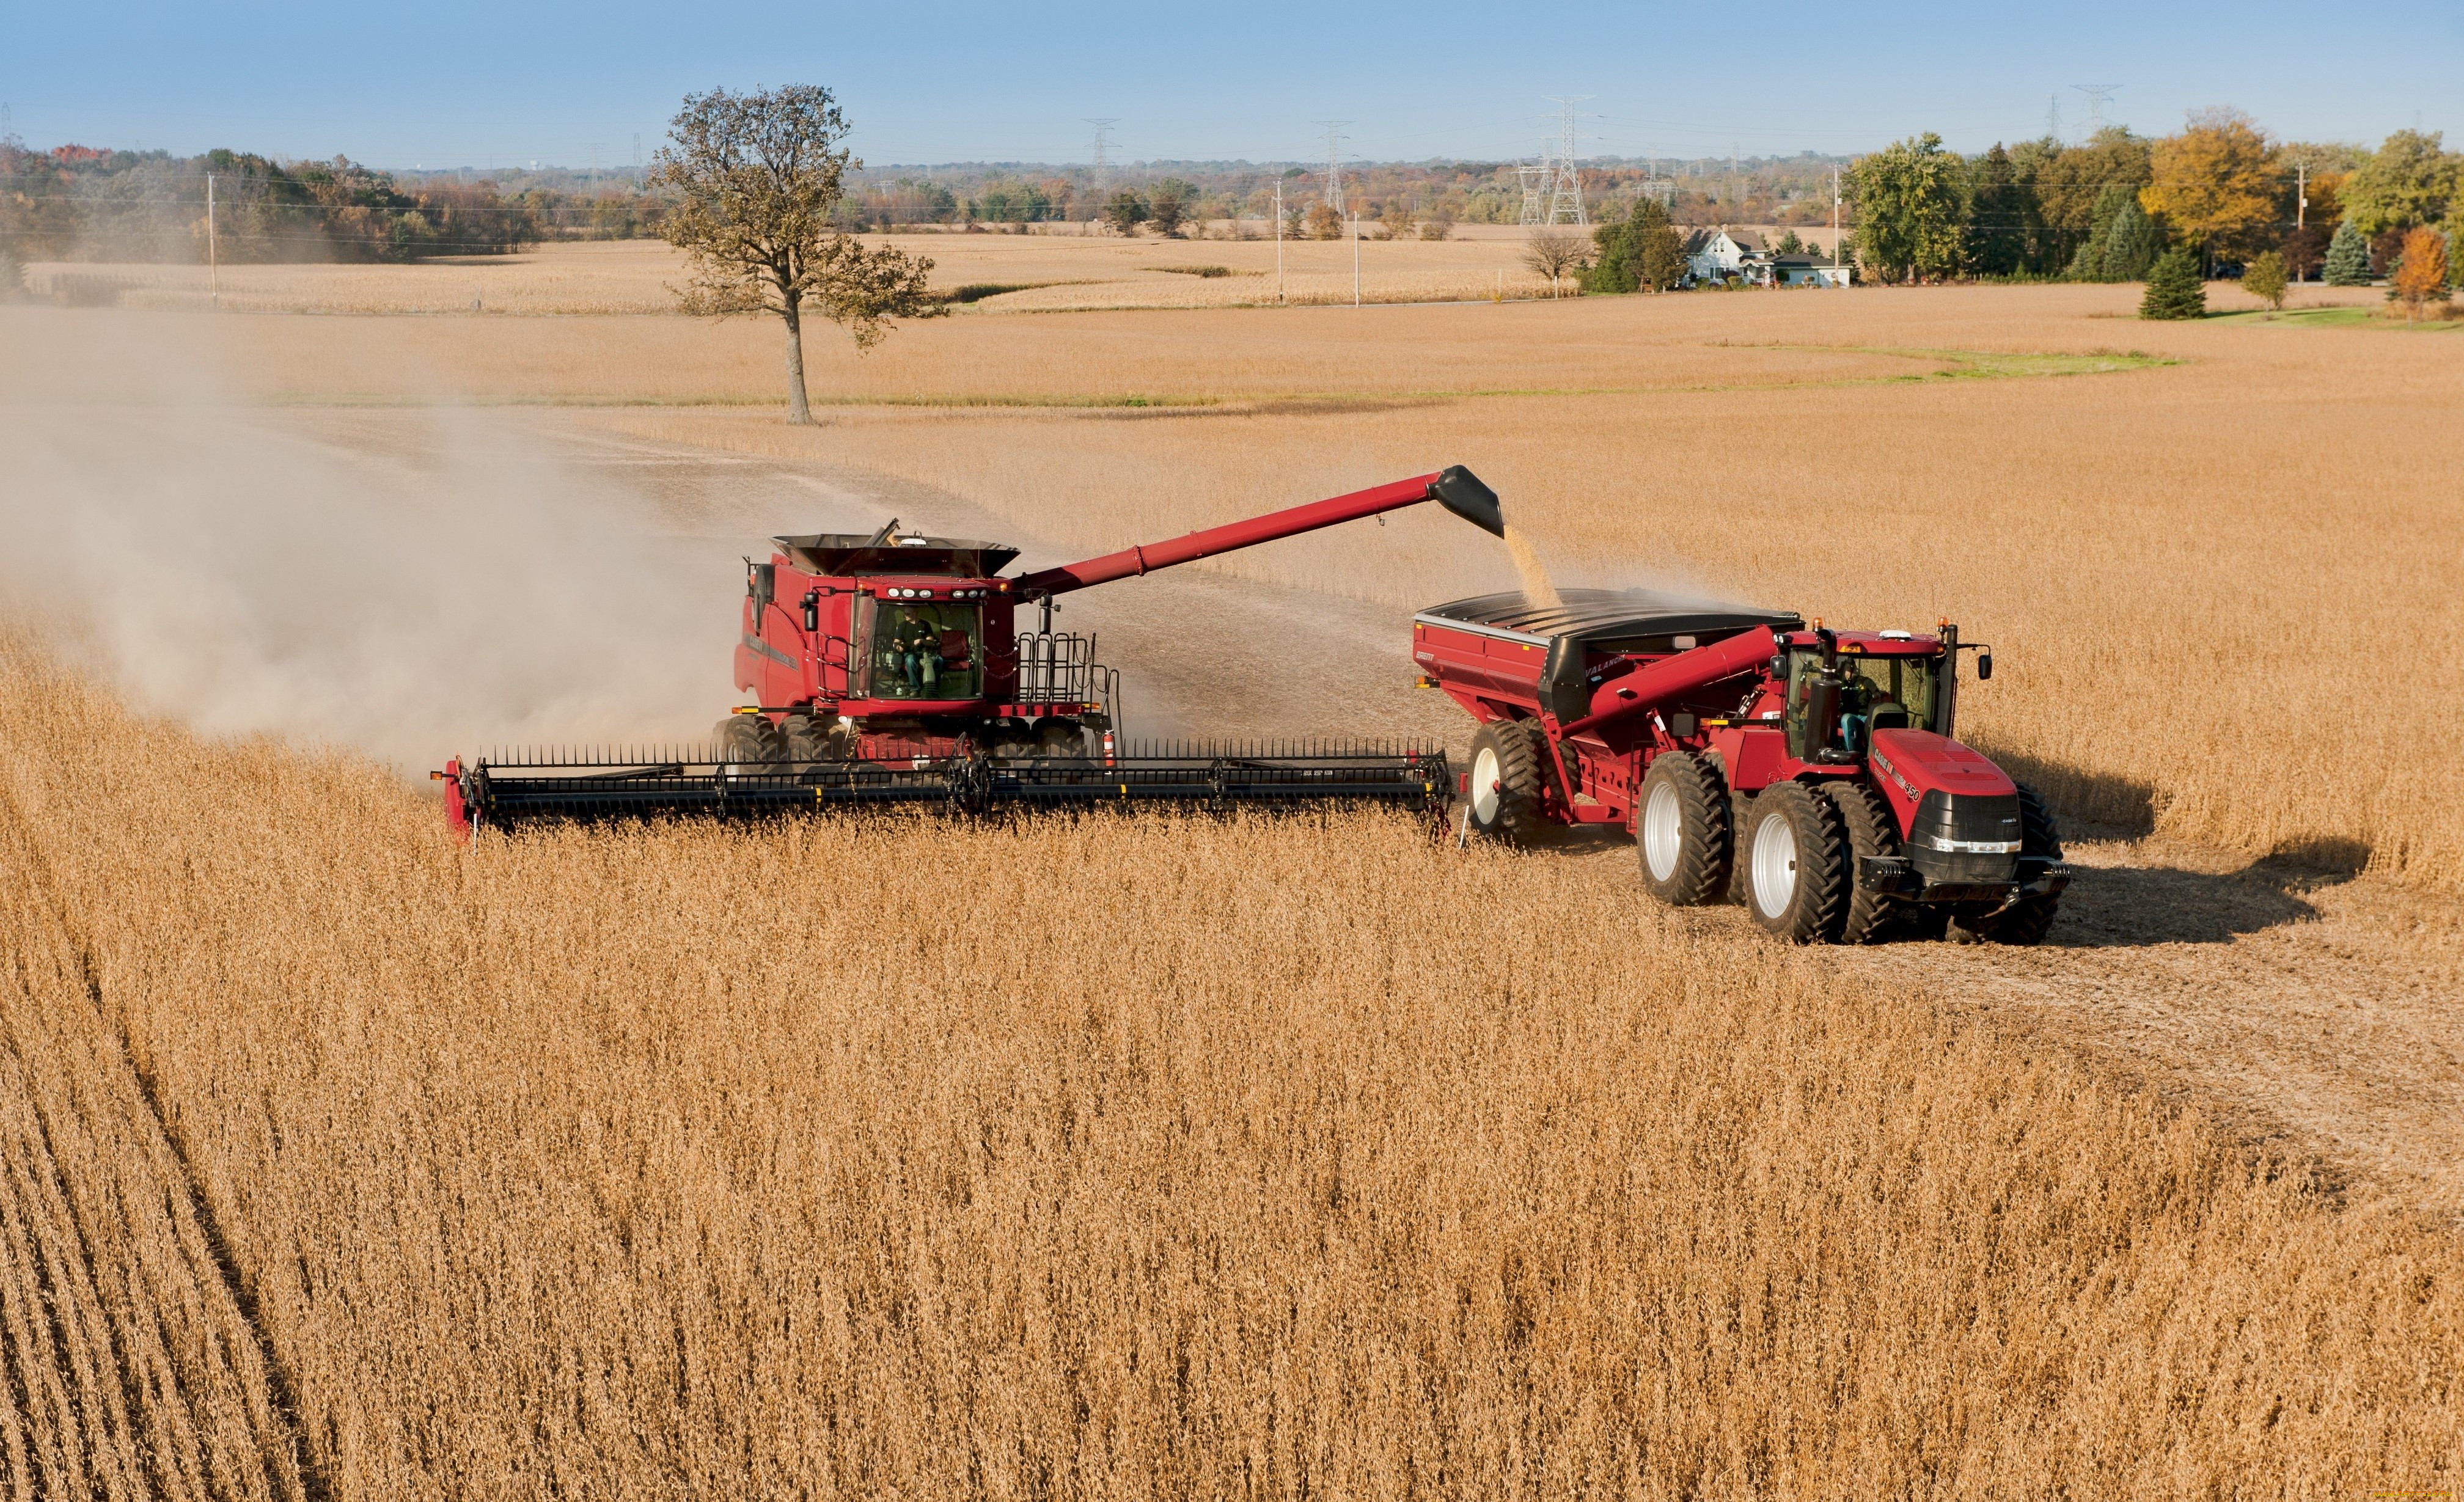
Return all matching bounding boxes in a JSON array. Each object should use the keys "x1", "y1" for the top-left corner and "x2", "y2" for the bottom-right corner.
[{"x1": 1415, "y1": 588, "x2": 2068, "y2": 944}]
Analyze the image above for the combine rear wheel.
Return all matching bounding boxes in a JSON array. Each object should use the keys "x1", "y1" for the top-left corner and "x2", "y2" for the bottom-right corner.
[
  {"x1": 1742, "y1": 781, "x2": 1849, "y2": 943},
  {"x1": 1946, "y1": 783, "x2": 2064, "y2": 946},
  {"x1": 1637, "y1": 752, "x2": 1733, "y2": 905},
  {"x1": 1465, "y1": 720, "x2": 1548, "y2": 844},
  {"x1": 1825, "y1": 780, "x2": 1907, "y2": 943}
]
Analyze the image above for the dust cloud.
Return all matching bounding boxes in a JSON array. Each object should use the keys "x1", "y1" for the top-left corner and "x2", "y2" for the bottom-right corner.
[{"x1": 0, "y1": 315, "x2": 732, "y2": 770}]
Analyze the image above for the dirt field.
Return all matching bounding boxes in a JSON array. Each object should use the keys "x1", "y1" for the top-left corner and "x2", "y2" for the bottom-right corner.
[{"x1": 2, "y1": 276, "x2": 2461, "y2": 1496}]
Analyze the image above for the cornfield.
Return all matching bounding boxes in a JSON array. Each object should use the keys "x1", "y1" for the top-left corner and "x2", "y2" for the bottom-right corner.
[{"x1": 1, "y1": 636, "x2": 2458, "y2": 1498}]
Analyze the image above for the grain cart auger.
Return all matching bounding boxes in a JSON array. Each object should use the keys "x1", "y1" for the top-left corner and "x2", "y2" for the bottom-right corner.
[
  {"x1": 1415, "y1": 591, "x2": 2070, "y2": 945},
  {"x1": 435, "y1": 468, "x2": 1505, "y2": 833}
]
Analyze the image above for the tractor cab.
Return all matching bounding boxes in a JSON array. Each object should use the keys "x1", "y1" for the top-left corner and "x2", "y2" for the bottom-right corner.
[{"x1": 1773, "y1": 631, "x2": 1945, "y2": 761}]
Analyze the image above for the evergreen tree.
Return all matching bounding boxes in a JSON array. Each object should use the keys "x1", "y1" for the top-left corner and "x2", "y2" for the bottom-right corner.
[
  {"x1": 1967, "y1": 144, "x2": 2028, "y2": 276},
  {"x1": 1580, "y1": 197, "x2": 1682, "y2": 293},
  {"x1": 2322, "y1": 221, "x2": 2372, "y2": 285},
  {"x1": 2140, "y1": 248, "x2": 2207, "y2": 318},
  {"x1": 2064, "y1": 236, "x2": 2103, "y2": 282},
  {"x1": 2102, "y1": 200, "x2": 2162, "y2": 281},
  {"x1": 2448, "y1": 216, "x2": 2464, "y2": 289}
]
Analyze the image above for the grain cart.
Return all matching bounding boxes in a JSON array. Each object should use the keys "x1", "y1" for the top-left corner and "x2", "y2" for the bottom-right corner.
[
  {"x1": 1415, "y1": 590, "x2": 2067, "y2": 943},
  {"x1": 437, "y1": 467, "x2": 1505, "y2": 832}
]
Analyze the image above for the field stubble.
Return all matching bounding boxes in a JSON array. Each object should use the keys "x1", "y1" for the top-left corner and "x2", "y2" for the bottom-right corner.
[{"x1": 0, "y1": 639, "x2": 2457, "y2": 1497}]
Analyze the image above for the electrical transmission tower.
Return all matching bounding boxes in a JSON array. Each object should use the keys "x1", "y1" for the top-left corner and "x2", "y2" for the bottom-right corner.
[
  {"x1": 2070, "y1": 85, "x2": 2121, "y2": 136},
  {"x1": 1314, "y1": 121, "x2": 1352, "y2": 210},
  {"x1": 1085, "y1": 118, "x2": 1120, "y2": 189},
  {"x1": 2045, "y1": 95, "x2": 2063, "y2": 142},
  {"x1": 1544, "y1": 95, "x2": 1592, "y2": 225},
  {"x1": 1518, "y1": 149, "x2": 1550, "y2": 225}
]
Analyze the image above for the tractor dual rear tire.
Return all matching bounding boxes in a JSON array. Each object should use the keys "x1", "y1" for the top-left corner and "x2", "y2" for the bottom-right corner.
[
  {"x1": 1466, "y1": 720, "x2": 1551, "y2": 845},
  {"x1": 1637, "y1": 752, "x2": 1733, "y2": 906},
  {"x1": 1741, "y1": 780, "x2": 1849, "y2": 944}
]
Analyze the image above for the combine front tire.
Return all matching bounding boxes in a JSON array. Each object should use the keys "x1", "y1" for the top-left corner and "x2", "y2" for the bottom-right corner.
[
  {"x1": 1466, "y1": 720, "x2": 1548, "y2": 844},
  {"x1": 1741, "y1": 781, "x2": 1849, "y2": 943},
  {"x1": 1637, "y1": 752, "x2": 1733, "y2": 905},
  {"x1": 1825, "y1": 780, "x2": 1905, "y2": 944},
  {"x1": 716, "y1": 714, "x2": 781, "y2": 774}
]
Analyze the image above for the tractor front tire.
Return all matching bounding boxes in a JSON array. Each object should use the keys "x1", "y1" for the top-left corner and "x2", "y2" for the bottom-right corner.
[
  {"x1": 1948, "y1": 782, "x2": 2065, "y2": 946},
  {"x1": 1740, "y1": 780, "x2": 1849, "y2": 943},
  {"x1": 1826, "y1": 780, "x2": 1907, "y2": 943},
  {"x1": 1466, "y1": 720, "x2": 1548, "y2": 845},
  {"x1": 1637, "y1": 751, "x2": 1733, "y2": 906}
]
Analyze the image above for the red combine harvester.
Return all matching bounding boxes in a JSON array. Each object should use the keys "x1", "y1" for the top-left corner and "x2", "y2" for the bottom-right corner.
[
  {"x1": 438, "y1": 467, "x2": 1505, "y2": 832},
  {"x1": 1414, "y1": 591, "x2": 2068, "y2": 943}
]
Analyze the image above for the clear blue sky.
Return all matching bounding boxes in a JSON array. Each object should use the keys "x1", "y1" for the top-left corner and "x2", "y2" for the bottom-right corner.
[{"x1": 6, "y1": 2, "x2": 2457, "y2": 169}]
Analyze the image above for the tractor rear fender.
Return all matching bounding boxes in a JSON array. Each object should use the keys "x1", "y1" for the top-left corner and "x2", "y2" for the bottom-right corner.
[{"x1": 1560, "y1": 625, "x2": 1780, "y2": 739}]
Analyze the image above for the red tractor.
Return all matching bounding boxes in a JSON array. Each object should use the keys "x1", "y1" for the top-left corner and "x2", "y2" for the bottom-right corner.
[
  {"x1": 1414, "y1": 592, "x2": 2067, "y2": 943},
  {"x1": 439, "y1": 467, "x2": 1505, "y2": 831}
]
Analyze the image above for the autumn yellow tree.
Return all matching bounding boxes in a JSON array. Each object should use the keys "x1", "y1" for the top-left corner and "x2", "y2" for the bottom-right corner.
[
  {"x1": 2141, "y1": 108, "x2": 2281, "y2": 271},
  {"x1": 2392, "y1": 225, "x2": 2451, "y2": 323}
]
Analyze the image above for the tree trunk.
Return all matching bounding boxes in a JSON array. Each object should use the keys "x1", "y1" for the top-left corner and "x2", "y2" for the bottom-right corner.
[{"x1": 781, "y1": 296, "x2": 812, "y2": 425}]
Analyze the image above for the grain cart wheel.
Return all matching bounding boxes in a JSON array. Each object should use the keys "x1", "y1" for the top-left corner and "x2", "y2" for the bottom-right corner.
[
  {"x1": 1466, "y1": 720, "x2": 1547, "y2": 844},
  {"x1": 1742, "y1": 781, "x2": 1849, "y2": 943},
  {"x1": 1948, "y1": 783, "x2": 2065, "y2": 946},
  {"x1": 1637, "y1": 752, "x2": 1733, "y2": 906},
  {"x1": 1825, "y1": 780, "x2": 1908, "y2": 944}
]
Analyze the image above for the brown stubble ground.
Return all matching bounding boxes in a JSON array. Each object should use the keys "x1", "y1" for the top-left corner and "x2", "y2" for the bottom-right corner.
[{"x1": 6, "y1": 279, "x2": 2464, "y2": 1493}]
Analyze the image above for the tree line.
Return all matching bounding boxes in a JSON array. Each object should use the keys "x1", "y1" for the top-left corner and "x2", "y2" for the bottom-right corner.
[
  {"x1": 0, "y1": 142, "x2": 562, "y2": 270},
  {"x1": 1845, "y1": 113, "x2": 2461, "y2": 288}
]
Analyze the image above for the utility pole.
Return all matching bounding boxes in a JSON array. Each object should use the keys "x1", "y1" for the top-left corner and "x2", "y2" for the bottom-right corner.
[
  {"x1": 1352, "y1": 208, "x2": 1360, "y2": 306},
  {"x1": 1831, "y1": 166, "x2": 1841, "y2": 269},
  {"x1": 1274, "y1": 179, "x2": 1285, "y2": 304},
  {"x1": 1314, "y1": 121, "x2": 1351, "y2": 210},
  {"x1": 2296, "y1": 161, "x2": 2308, "y2": 282},
  {"x1": 207, "y1": 173, "x2": 219, "y2": 307},
  {"x1": 1544, "y1": 95, "x2": 1592, "y2": 225}
]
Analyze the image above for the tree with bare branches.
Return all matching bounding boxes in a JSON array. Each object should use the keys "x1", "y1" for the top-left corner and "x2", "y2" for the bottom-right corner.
[
  {"x1": 1521, "y1": 227, "x2": 1588, "y2": 297},
  {"x1": 654, "y1": 85, "x2": 942, "y2": 425}
]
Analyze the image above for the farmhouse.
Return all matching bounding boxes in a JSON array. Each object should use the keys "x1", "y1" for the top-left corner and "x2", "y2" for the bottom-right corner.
[{"x1": 1684, "y1": 227, "x2": 1770, "y2": 285}]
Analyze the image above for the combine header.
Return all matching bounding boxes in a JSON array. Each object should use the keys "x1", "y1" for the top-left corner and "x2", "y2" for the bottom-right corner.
[{"x1": 437, "y1": 468, "x2": 1502, "y2": 833}]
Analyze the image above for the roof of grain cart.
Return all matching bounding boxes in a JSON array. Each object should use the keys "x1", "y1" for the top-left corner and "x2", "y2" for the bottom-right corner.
[{"x1": 1415, "y1": 588, "x2": 1802, "y2": 649}]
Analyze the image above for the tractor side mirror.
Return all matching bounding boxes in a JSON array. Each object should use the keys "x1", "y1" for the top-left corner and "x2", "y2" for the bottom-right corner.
[
  {"x1": 1976, "y1": 652, "x2": 1993, "y2": 681},
  {"x1": 801, "y1": 591, "x2": 820, "y2": 633},
  {"x1": 749, "y1": 562, "x2": 775, "y2": 615}
]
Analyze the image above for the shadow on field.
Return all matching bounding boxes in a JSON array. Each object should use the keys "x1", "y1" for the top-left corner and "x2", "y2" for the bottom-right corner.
[{"x1": 2052, "y1": 861, "x2": 2322, "y2": 946}]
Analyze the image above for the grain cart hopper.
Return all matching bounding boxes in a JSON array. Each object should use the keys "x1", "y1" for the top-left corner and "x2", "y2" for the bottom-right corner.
[
  {"x1": 438, "y1": 468, "x2": 1505, "y2": 832},
  {"x1": 1416, "y1": 590, "x2": 2068, "y2": 943}
]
